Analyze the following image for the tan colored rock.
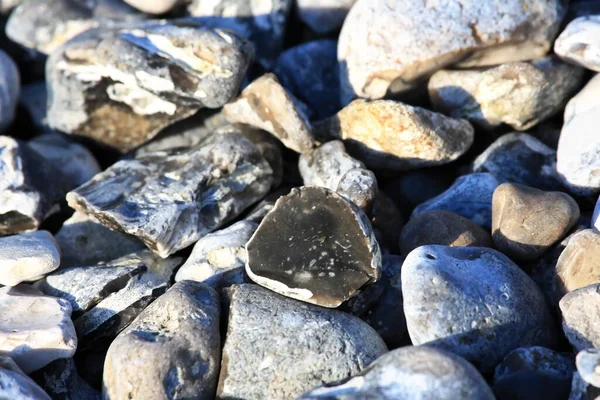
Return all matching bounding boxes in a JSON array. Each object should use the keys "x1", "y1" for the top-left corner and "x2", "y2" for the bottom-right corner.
[{"x1": 555, "y1": 229, "x2": 600, "y2": 298}]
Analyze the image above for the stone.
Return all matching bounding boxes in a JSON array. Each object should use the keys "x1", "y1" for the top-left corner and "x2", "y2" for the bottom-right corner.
[
  {"x1": 402, "y1": 245, "x2": 557, "y2": 373},
  {"x1": 569, "y1": 371, "x2": 600, "y2": 400},
  {"x1": 273, "y1": 40, "x2": 341, "y2": 121},
  {"x1": 0, "y1": 230, "x2": 60, "y2": 286},
  {"x1": 0, "y1": 50, "x2": 19, "y2": 133},
  {"x1": 369, "y1": 192, "x2": 404, "y2": 253},
  {"x1": 492, "y1": 183, "x2": 580, "y2": 261},
  {"x1": 123, "y1": 0, "x2": 181, "y2": 14},
  {"x1": 560, "y1": 283, "x2": 600, "y2": 351},
  {"x1": 30, "y1": 358, "x2": 100, "y2": 400},
  {"x1": 577, "y1": 349, "x2": 600, "y2": 389},
  {"x1": 0, "y1": 136, "x2": 69, "y2": 236},
  {"x1": 223, "y1": 73, "x2": 315, "y2": 153},
  {"x1": 492, "y1": 347, "x2": 574, "y2": 400},
  {"x1": 295, "y1": 0, "x2": 356, "y2": 34},
  {"x1": 67, "y1": 130, "x2": 273, "y2": 258},
  {"x1": 400, "y1": 210, "x2": 492, "y2": 256},
  {"x1": 0, "y1": 285, "x2": 77, "y2": 374},
  {"x1": 556, "y1": 16, "x2": 600, "y2": 72},
  {"x1": 103, "y1": 281, "x2": 221, "y2": 400},
  {"x1": 594, "y1": 196, "x2": 600, "y2": 230},
  {"x1": 0, "y1": 0, "x2": 22, "y2": 14},
  {"x1": 0, "y1": 356, "x2": 52, "y2": 400},
  {"x1": 20, "y1": 82, "x2": 48, "y2": 131},
  {"x1": 245, "y1": 186, "x2": 381, "y2": 308},
  {"x1": 557, "y1": 74, "x2": 600, "y2": 196},
  {"x1": 428, "y1": 57, "x2": 584, "y2": 131},
  {"x1": 412, "y1": 173, "x2": 505, "y2": 229},
  {"x1": 217, "y1": 284, "x2": 387, "y2": 399},
  {"x1": 299, "y1": 140, "x2": 378, "y2": 210},
  {"x1": 555, "y1": 229, "x2": 600, "y2": 298},
  {"x1": 299, "y1": 346, "x2": 494, "y2": 400},
  {"x1": 338, "y1": 0, "x2": 566, "y2": 103},
  {"x1": 234, "y1": 125, "x2": 284, "y2": 190},
  {"x1": 473, "y1": 132, "x2": 564, "y2": 191},
  {"x1": 174, "y1": 220, "x2": 257, "y2": 288},
  {"x1": 316, "y1": 99, "x2": 474, "y2": 171},
  {"x1": 47, "y1": 21, "x2": 253, "y2": 152}
]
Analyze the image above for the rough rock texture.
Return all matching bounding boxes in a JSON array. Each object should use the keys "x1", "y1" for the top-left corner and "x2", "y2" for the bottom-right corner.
[
  {"x1": 0, "y1": 230, "x2": 60, "y2": 286},
  {"x1": 103, "y1": 281, "x2": 221, "y2": 400},
  {"x1": 402, "y1": 246, "x2": 557, "y2": 373},
  {"x1": 0, "y1": 49, "x2": 19, "y2": 133},
  {"x1": 412, "y1": 173, "x2": 505, "y2": 229},
  {"x1": 299, "y1": 141, "x2": 378, "y2": 211},
  {"x1": 560, "y1": 283, "x2": 600, "y2": 351},
  {"x1": 217, "y1": 284, "x2": 387, "y2": 399},
  {"x1": 400, "y1": 210, "x2": 492, "y2": 256},
  {"x1": 577, "y1": 349, "x2": 600, "y2": 389},
  {"x1": 492, "y1": 183, "x2": 580, "y2": 261},
  {"x1": 555, "y1": 16, "x2": 600, "y2": 72},
  {"x1": 174, "y1": 220, "x2": 257, "y2": 287},
  {"x1": 317, "y1": 99, "x2": 474, "y2": 171},
  {"x1": 295, "y1": 0, "x2": 355, "y2": 33},
  {"x1": 429, "y1": 57, "x2": 584, "y2": 131},
  {"x1": 555, "y1": 229, "x2": 600, "y2": 298},
  {"x1": 223, "y1": 74, "x2": 315, "y2": 153},
  {"x1": 47, "y1": 21, "x2": 253, "y2": 152},
  {"x1": 338, "y1": 0, "x2": 567, "y2": 103},
  {"x1": 67, "y1": 130, "x2": 273, "y2": 258},
  {"x1": 31, "y1": 358, "x2": 100, "y2": 400},
  {"x1": 123, "y1": 0, "x2": 181, "y2": 14},
  {"x1": 0, "y1": 285, "x2": 77, "y2": 374},
  {"x1": 0, "y1": 356, "x2": 52, "y2": 400},
  {"x1": 245, "y1": 186, "x2": 381, "y2": 308}
]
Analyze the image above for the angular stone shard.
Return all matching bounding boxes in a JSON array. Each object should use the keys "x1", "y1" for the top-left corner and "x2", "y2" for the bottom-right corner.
[
  {"x1": 555, "y1": 16, "x2": 600, "y2": 72},
  {"x1": 66, "y1": 130, "x2": 273, "y2": 258},
  {"x1": 0, "y1": 356, "x2": 52, "y2": 400},
  {"x1": 245, "y1": 186, "x2": 381, "y2": 308},
  {"x1": 47, "y1": 21, "x2": 253, "y2": 152}
]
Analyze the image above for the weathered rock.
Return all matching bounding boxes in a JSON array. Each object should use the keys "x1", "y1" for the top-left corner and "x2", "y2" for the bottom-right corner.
[
  {"x1": 175, "y1": 220, "x2": 257, "y2": 287},
  {"x1": 0, "y1": 285, "x2": 77, "y2": 374},
  {"x1": 217, "y1": 284, "x2": 387, "y2": 399},
  {"x1": 429, "y1": 57, "x2": 584, "y2": 131},
  {"x1": 295, "y1": 0, "x2": 355, "y2": 33},
  {"x1": 299, "y1": 141, "x2": 377, "y2": 210},
  {"x1": 123, "y1": 0, "x2": 181, "y2": 14},
  {"x1": 400, "y1": 210, "x2": 492, "y2": 256},
  {"x1": 0, "y1": 356, "x2": 51, "y2": 400},
  {"x1": 31, "y1": 358, "x2": 100, "y2": 400},
  {"x1": 560, "y1": 283, "x2": 600, "y2": 351},
  {"x1": 316, "y1": 99, "x2": 474, "y2": 171},
  {"x1": 103, "y1": 281, "x2": 221, "y2": 400},
  {"x1": 577, "y1": 349, "x2": 600, "y2": 389},
  {"x1": 223, "y1": 74, "x2": 315, "y2": 153},
  {"x1": 555, "y1": 229, "x2": 600, "y2": 298},
  {"x1": 0, "y1": 50, "x2": 19, "y2": 133},
  {"x1": 492, "y1": 347, "x2": 574, "y2": 400},
  {"x1": 20, "y1": 81, "x2": 48, "y2": 131},
  {"x1": 338, "y1": 0, "x2": 566, "y2": 103},
  {"x1": 47, "y1": 21, "x2": 253, "y2": 152},
  {"x1": 412, "y1": 173, "x2": 505, "y2": 229},
  {"x1": 492, "y1": 183, "x2": 580, "y2": 261},
  {"x1": 402, "y1": 245, "x2": 557, "y2": 373},
  {"x1": 556, "y1": 16, "x2": 600, "y2": 72},
  {"x1": 67, "y1": 130, "x2": 273, "y2": 258},
  {"x1": 245, "y1": 186, "x2": 381, "y2": 308}
]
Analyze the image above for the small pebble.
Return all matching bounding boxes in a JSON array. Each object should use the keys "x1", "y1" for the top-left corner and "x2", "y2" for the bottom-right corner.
[
  {"x1": 555, "y1": 16, "x2": 600, "y2": 72},
  {"x1": 560, "y1": 283, "x2": 600, "y2": 351},
  {"x1": 555, "y1": 229, "x2": 600, "y2": 298},
  {"x1": 0, "y1": 356, "x2": 52, "y2": 400}
]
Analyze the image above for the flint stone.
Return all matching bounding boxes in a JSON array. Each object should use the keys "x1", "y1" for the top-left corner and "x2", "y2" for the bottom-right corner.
[
  {"x1": 31, "y1": 358, "x2": 100, "y2": 400},
  {"x1": 103, "y1": 281, "x2": 221, "y2": 400},
  {"x1": 316, "y1": 99, "x2": 474, "y2": 171},
  {"x1": 0, "y1": 50, "x2": 19, "y2": 133},
  {"x1": 295, "y1": 0, "x2": 355, "y2": 34},
  {"x1": 123, "y1": 0, "x2": 181, "y2": 14},
  {"x1": 577, "y1": 349, "x2": 600, "y2": 389},
  {"x1": 217, "y1": 284, "x2": 387, "y2": 400},
  {"x1": 66, "y1": 130, "x2": 273, "y2": 258},
  {"x1": 429, "y1": 57, "x2": 584, "y2": 131},
  {"x1": 402, "y1": 245, "x2": 557, "y2": 373},
  {"x1": 556, "y1": 16, "x2": 600, "y2": 72},
  {"x1": 245, "y1": 186, "x2": 381, "y2": 308},
  {"x1": 47, "y1": 21, "x2": 253, "y2": 152},
  {"x1": 0, "y1": 356, "x2": 51, "y2": 400},
  {"x1": 560, "y1": 283, "x2": 600, "y2": 351},
  {"x1": 0, "y1": 285, "x2": 77, "y2": 374},
  {"x1": 555, "y1": 230, "x2": 600, "y2": 298}
]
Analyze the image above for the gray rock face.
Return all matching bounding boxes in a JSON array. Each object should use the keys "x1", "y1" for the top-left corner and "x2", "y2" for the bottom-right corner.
[
  {"x1": 300, "y1": 346, "x2": 494, "y2": 400},
  {"x1": 104, "y1": 281, "x2": 221, "y2": 400},
  {"x1": 47, "y1": 21, "x2": 253, "y2": 152},
  {"x1": 295, "y1": 0, "x2": 356, "y2": 33},
  {"x1": 245, "y1": 187, "x2": 381, "y2": 308},
  {"x1": 31, "y1": 358, "x2": 100, "y2": 400},
  {"x1": 429, "y1": 57, "x2": 584, "y2": 131},
  {"x1": 556, "y1": 16, "x2": 600, "y2": 72},
  {"x1": 402, "y1": 245, "x2": 557, "y2": 373},
  {"x1": 0, "y1": 356, "x2": 51, "y2": 400},
  {"x1": 338, "y1": 0, "x2": 566, "y2": 103},
  {"x1": 577, "y1": 349, "x2": 600, "y2": 389},
  {"x1": 217, "y1": 284, "x2": 387, "y2": 400},
  {"x1": 67, "y1": 130, "x2": 273, "y2": 258},
  {"x1": 560, "y1": 283, "x2": 600, "y2": 351},
  {"x1": 0, "y1": 50, "x2": 19, "y2": 133}
]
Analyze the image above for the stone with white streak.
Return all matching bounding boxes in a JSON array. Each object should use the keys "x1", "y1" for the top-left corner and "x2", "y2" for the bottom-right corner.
[
  {"x1": 555, "y1": 16, "x2": 600, "y2": 72},
  {"x1": 0, "y1": 231, "x2": 60, "y2": 286}
]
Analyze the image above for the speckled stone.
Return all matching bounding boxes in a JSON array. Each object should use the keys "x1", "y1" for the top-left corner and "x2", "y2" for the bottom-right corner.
[
  {"x1": 560, "y1": 283, "x2": 600, "y2": 351},
  {"x1": 555, "y1": 229, "x2": 600, "y2": 298},
  {"x1": 555, "y1": 16, "x2": 600, "y2": 72},
  {"x1": 0, "y1": 356, "x2": 51, "y2": 400},
  {"x1": 577, "y1": 349, "x2": 600, "y2": 389}
]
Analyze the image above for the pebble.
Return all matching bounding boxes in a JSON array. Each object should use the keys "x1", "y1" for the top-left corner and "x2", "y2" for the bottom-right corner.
[
  {"x1": 555, "y1": 16, "x2": 600, "y2": 72},
  {"x1": 492, "y1": 347, "x2": 575, "y2": 400},
  {"x1": 217, "y1": 284, "x2": 387, "y2": 399},
  {"x1": 577, "y1": 349, "x2": 600, "y2": 389},
  {"x1": 560, "y1": 283, "x2": 600, "y2": 351},
  {"x1": 402, "y1": 245, "x2": 557, "y2": 373},
  {"x1": 295, "y1": 0, "x2": 355, "y2": 33},
  {"x1": 492, "y1": 183, "x2": 580, "y2": 261},
  {"x1": 412, "y1": 173, "x2": 505, "y2": 229},
  {"x1": 338, "y1": 0, "x2": 566, "y2": 103},
  {"x1": 0, "y1": 49, "x2": 19, "y2": 133},
  {"x1": 31, "y1": 358, "x2": 100, "y2": 400},
  {"x1": 245, "y1": 186, "x2": 381, "y2": 308},
  {"x1": 0, "y1": 356, "x2": 52, "y2": 400},
  {"x1": 555, "y1": 229, "x2": 600, "y2": 298},
  {"x1": 0, "y1": 285, "x2": 77, "y2": 374},
  {"x1": 429, "y1": 57, "x2": 584, "y2": 131},
  {"x1": 316, "y1": 99, "x2": 474, "y2": 171},
  {"x1": 300, "y1": 346, "x2": 494, "y2": 400},
  {"x1": 299, "y1": 140, "x2": 378, "y2": 210},
  {"x1": 0, "y1": 231, "x2": 60, "y2": 286},
  {"x1": 67, "y1": 130, "x2": 273, "y2": 258},
  {"x1": 104, "y1": 281, "x2": 221, "y2": 400},
  {"x1": 174, "y1": 220, "x2": 257, "y2": 288},
  {"x1": 400, "y1": 210, "x2": 493, "y2": 256},
  {"x1": 123, "y1": 0, "x2": 180, "y2": 14},
  {"x1": 47, "y1": 21, "x2": 253, "y2": 152},
  {"x1": 223, "y1": 73, "x2": 315, "y2": 153}
]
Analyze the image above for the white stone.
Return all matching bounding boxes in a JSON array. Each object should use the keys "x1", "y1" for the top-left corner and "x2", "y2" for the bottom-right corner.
[
  {"x1": 555, "y1": 16, "x2": 600, "y2": 72},
  {"x1": 123, "y1": 0, "x2": 181, "y2": 14},
  {"x1": 0, "y1": 231, "x2": 60, "y2": 286}
]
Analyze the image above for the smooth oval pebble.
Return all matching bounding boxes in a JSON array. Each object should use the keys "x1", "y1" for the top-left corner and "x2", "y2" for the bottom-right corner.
[
  {"x1": 555, "y1": 16, "x2": 600, "y2": 72},
  {"x1": 555, "y1": 229, "x2": 600, "y2": 298}
]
